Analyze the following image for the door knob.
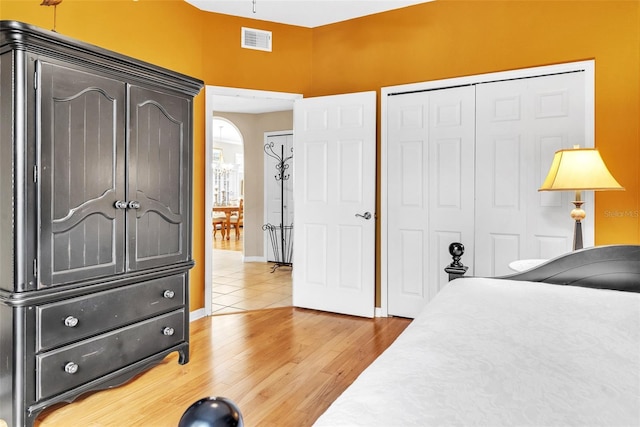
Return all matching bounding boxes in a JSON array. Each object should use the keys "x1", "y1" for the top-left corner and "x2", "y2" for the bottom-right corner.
[
  {"x1": 355, "y1": 212, "x2": 372, "y2": 220},
  {"x1": 115, "y1": 200, "x2": 141, "y2": 209}
]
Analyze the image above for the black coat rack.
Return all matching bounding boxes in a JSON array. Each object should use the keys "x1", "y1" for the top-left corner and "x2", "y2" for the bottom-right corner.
[{"x1": 263, "y1": 141, "x2": 293, "y2": 271}]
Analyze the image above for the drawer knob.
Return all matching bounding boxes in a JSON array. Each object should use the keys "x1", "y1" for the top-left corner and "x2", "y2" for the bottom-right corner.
[
  {"x1": 64, "y1": 362, "x2": 79, "y2": 374},
  {"x1": 162, "y1": 327, "x2": 175, "y2": 336},
  {"x1": 163, "y1": 290, "x2": 175, "y2": 299},
  {"x1": 64, "y1": 316, "x2": 79, "y2": 328}
]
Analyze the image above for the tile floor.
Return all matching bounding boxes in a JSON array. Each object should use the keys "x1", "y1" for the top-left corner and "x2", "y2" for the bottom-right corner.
[{"x1": 211, "y1": 233, "x2": 293, "y2": 315}]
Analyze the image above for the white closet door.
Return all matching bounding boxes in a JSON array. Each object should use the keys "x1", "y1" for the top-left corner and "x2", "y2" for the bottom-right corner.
[
  {"x1": 387, "y1": 86, "x2": 475, "y2": 318},
  {"x1": 386, "y1": 70, "x2": 589, "y2": 317},
  {"x1": 475, "y1": 72, "x2": 587, "y2": 277}
]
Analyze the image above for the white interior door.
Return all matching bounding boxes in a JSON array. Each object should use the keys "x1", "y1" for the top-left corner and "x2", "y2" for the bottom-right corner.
[
  {"x1": 474, "y1": 72, "x2": 588, "y2": 277},
  {"x1": 292, "y1": 92, "x2": 376, "y2": 318},
  {"x1": 386, "y1": 87, "x2": 476, "y2": 318},
  {"x1": 264, "y1": 132, "x2": 294, "y2": 263}
]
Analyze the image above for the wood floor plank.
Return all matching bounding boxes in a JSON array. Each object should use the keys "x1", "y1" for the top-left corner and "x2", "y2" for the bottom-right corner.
[{"x1": 35, "y1": 308, "x2": 410, "y2": 427}]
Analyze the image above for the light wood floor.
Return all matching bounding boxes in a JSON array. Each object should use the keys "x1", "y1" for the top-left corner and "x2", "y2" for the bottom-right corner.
[{"x1": 36, "y1": 308, "x2": 411, "y2": 426}]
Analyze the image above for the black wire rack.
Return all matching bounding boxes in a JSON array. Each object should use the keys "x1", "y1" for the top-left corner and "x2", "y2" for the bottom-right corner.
[{"x1": 262, "y1": 223, "x2": 293, "y2": 272}]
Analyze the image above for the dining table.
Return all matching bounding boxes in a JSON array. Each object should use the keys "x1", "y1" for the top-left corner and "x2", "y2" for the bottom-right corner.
[{"x1": 212, "y1": 204, "x2": 239, "y2": 240}]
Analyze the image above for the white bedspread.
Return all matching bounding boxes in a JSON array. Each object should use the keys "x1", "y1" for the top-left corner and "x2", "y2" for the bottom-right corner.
[{"x1": 314, "y1": 278, "x2": 640, "y2": 426}]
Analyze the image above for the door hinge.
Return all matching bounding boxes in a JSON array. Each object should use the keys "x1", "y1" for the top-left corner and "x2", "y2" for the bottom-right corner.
[
  {"x1": 33, "y1": 165, "x2": 37, "y2": 183},
  {"x1": 33, "y1": 258, "x2": 38, "y2": 278}
]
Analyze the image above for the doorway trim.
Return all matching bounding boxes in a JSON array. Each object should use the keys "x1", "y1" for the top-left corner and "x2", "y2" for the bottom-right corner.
[
  {"x1": 380, "y1": 60, "x2": 595, "y2": 317},
  {"x1": 204, "y1": 86, "x2": 302, "y2": 316}
]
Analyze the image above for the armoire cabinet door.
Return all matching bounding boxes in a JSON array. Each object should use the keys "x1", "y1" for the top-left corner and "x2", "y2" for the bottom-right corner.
[
  {"x1": 38, "y1": 61, "x2": 126, "y2": 287},
  {"x1": 127, "y1": 86, "x2": 191, "y2": 270}
]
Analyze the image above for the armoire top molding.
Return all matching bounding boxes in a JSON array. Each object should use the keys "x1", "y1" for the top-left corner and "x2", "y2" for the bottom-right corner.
[{"x1": 0, "y1": 20, "x2": 203, "y2": 97}]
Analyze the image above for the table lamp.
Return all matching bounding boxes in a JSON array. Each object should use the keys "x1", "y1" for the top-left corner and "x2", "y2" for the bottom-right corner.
[{"x1": 539, "y1": 146, "x2": 624, "y2": 251}]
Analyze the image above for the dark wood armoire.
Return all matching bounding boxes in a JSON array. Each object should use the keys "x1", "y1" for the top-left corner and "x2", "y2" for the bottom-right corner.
[{"x1": 0, "y1": 21, "x2": 203, "y2": 426}]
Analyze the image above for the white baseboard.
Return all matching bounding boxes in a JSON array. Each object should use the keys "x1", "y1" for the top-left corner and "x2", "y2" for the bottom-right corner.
[
  {"x1": 190, "y1": 308, "x2": 206, "y2": 322},
  {"x1": 243, "y1": 255, "x2": 267, "y2": 262}
]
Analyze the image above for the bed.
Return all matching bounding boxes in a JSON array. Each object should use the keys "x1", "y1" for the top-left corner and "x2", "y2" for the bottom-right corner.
[{"x1": 314, "y1": 245, "x2": 640, "y2": 427}]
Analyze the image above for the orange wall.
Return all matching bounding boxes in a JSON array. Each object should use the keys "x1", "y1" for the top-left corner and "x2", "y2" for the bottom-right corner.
[
  {"x1": 199, "y1": 13, "x2": 313, "y2": 94},
  {"x1": 2, "y1": 0, "x2": 639, "y2": 312}
]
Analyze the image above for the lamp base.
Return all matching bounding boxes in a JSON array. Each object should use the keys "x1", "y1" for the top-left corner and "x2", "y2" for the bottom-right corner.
[
  {"x1": 570, "y1": 199, "x2": 585, "y2": 251},
  {"x1": 573, "y1": 220, "x2": 583, "y2": 251}
]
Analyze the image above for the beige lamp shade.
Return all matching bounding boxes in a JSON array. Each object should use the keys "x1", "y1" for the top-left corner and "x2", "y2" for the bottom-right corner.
[{"x1": 539, "y1": 147, "x2": 624, "y2": 191}]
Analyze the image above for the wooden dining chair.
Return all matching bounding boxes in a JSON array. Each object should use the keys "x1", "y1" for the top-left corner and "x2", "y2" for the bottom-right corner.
[
  {"x1": 212, "y1": 210, "x2": 226, "y2": 239},
  {"x1": 228, "y1": 199, "x2": 244, "y2": 240}
]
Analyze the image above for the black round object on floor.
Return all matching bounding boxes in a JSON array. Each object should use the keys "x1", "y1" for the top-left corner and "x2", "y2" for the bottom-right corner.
[{"x1": 178, "y1": 396, "x2": 243, "y2": 427}]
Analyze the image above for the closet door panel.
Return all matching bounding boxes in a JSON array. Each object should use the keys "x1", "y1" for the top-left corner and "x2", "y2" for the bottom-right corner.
[
  {"x1": 427, "y1": 88, "x2": 476, "y2": 294},
  {"x1": 475, "y1": 72, "x2": 586, "y2": 276},
  {"x1": 387, "y1": 86, "x2": 475, "y2": 318},
  {"x1": 128, "y1": 86, "x2": 191, "y2": 271},
  {"x1": 529, "y1": 75, "x2": 587, "y2": 254},
  {"x1": 38, "y1": 61, "x2": 126, "y2": 287},
  {"x1": 387, "y1": 95, "x2": 429, "y2": 318}
]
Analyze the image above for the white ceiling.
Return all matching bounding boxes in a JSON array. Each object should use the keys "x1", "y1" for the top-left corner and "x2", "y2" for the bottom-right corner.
[{"x1": 185, "y1": 0, "x2": 433, "y2": 28}]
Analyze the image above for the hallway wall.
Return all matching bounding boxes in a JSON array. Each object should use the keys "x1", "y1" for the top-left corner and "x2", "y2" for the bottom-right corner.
[{"x1": 212, "y1": 111, "x2": 293, "y2": 259}]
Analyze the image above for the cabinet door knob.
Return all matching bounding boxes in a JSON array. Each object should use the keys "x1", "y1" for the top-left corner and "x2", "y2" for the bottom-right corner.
[
  {"x1": 64, "y1": 316, "x2": 79, "y2": 327},
  {"x1": 64, "y1": 362, "x2": 79, "y2": 374},
  {"x1": 163, "y1": 290, "x2": 175, "y2": 299},
  {"x1": 114, "y1": 200, "x2": 128, "y2": 209},
  {"x1": 162, "y1": 327, "x2": 175, "y2": 336},
  {"x1": 127, "y1": 200, "x2": 141, "y2": 209}
]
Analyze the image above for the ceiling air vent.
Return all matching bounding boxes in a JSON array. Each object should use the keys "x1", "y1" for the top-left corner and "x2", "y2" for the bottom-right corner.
[{"x1": 241, "y1": 27, "x2": 272, "y2": 52}]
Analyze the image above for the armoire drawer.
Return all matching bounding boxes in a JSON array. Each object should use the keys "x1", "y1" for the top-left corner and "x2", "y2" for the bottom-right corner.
[
  {"x1": 36, "y1": 309, "x2": 185, "y2": 401},
  {"x1": 36, "y1": 274, "x2": 185, "y2": 352}
]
